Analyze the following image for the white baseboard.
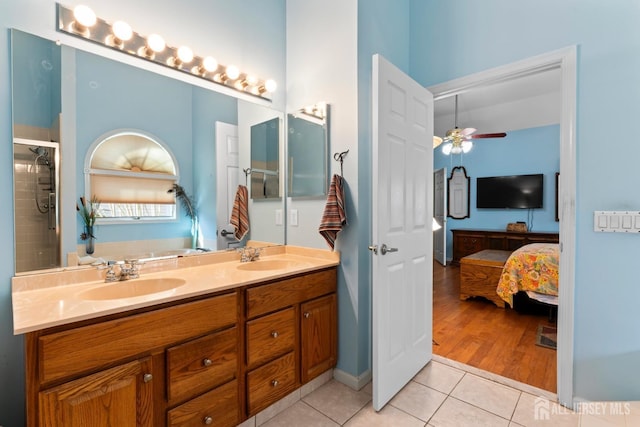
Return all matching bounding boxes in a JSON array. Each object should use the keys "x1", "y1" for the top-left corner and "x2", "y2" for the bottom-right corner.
[{"x1": 333, "y1": 368, "x2": 372, "y2": 391}]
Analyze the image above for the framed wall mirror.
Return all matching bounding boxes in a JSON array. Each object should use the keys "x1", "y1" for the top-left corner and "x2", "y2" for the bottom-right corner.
[
  {"x1": 448, "y1": 166, "x2": 470, "y2": 219},
  {"x1": 287, "y1": 103, "x2": 329, "y2": 198},
  {"x1": 10, "y1": 29, "x2": 286, "y2": 273}
]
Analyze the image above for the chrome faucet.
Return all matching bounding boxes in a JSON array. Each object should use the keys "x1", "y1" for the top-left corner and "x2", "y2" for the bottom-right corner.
[
  {"x1": 105, "y1": 259, "x2": 141, "y2": 282},
  {"x1": 237, "y1": 247, "x2": 261, "y2": 262}
]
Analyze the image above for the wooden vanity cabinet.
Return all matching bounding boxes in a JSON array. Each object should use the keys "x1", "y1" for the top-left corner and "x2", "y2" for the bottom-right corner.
[
  {"x1": 244, "y1": 267, "x2": 337, "y2": 416},
  {"x1": 25, "y1": 292, "x2": 239, "y2": 427},
  {"x1": 25, "y1": 266, "x2": 338, "y2": 426}
]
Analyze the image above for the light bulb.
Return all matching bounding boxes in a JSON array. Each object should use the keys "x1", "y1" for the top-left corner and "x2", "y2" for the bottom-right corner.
[
  {"x1": 112, "y1": 21, "x2": 132, "y2": 42},
  {"x1": 246, "y1": 75, "x2": 258, "y2": 86},
  {"x1": 107, "y1": 21, "x2": 132, "y2": 48},
  {"x1": 147, "y1": 34, "x2": 165, "y2": 53},
  {"x1": 177, "y1": 46, "x2": 193, "y2": 64},
  {"x1": 73, "y1": 5, "x2": 96, "y2": 28},
  {"x1": 451, "y1": 145, "x2": 462, "y2": 154},
  {"x1": 139, "y1": 34, "x2": 165, "y2": 59},
  {"x1": 442, "y1": 143, "x2": 453, "y2": 155},
  {"x1": 264, "y1": 79, "x2": 277, "y2": 93},
  {"x1": 235, "y1": 79, "x2": 249, "y2": 91},
  {"x1": 202, "y1": 56, "x2": 218, "y2": 72},
  {"x1": 193, "y1": 56, "x2": 218, "y2": 76},
  {"x1": 461, "y1": 140, "x2": 473, "y2": 153},
  {"x1": 226, "y1": 65, "x2": 240, "y2": 80}
]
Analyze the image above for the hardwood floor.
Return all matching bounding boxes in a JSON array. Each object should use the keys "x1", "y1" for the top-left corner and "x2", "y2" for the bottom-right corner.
[{"x1": 432, "y1": 260, "x2": 557, "y2": 392}]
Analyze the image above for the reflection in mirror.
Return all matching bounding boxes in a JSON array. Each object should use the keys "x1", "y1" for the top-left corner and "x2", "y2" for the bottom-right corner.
[
  {"x1": 10, "y1": 30, "x2": 286, "y2": 273},
  {"x1": 13, "y1": 141, "x2": 60, "y2": 273},
  {"x1": 287, "y1": 103, "x2": 329, "y2": 197},
  {"x1": 85, "y1": 131, "x2": 178, "y2": 221},
  {"x1": 11, "y1": 30, "x2": 62, "y2": 273},
  {"x1": 250, "y1": 117, "x2": 281, "y2": 199}
]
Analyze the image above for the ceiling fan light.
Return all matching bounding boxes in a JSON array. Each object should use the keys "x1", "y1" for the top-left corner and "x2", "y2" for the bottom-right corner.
[
  {"x1": 442, "y1": 142, "x2": 453, "y2": 155},
  {"x1": 462, "y1": 140, "x2": 473, "y2": 153},
  {"x1": 451, "y1": 145, "x2": 462, "y2": 155}
]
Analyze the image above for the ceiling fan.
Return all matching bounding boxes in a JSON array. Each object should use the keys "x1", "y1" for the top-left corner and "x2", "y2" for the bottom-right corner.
[{"x1": 434, "y1": 95, "x2": 507, "y2": 154}]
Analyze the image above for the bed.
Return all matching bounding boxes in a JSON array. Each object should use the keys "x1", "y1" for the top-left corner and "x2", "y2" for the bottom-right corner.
[{"x1": 496, "y1": 243, "x2": 559, "y2": 307}]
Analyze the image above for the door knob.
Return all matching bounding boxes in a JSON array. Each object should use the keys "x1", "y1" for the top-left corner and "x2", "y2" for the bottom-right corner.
[
  {"x1": 380, "y1": 244, "x2": 398, "y2": 255},
  {"x1": 219, "y1": 229, "x2": 232, "y2": 237}
]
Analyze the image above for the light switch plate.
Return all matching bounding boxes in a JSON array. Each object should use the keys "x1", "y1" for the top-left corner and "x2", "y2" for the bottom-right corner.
[
  {"x1": 593, "y1": 211, "x2": 640, "y2": 233},
  {"x1": 290, "y1": 209, "x2": 299, "y2": 227},
  {"x1": 275, "y1": 209, "x2": 283, "y2": 226}
]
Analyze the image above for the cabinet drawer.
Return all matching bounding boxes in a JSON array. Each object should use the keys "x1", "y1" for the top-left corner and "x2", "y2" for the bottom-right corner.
[
  {"x1": 167, "y1": 379, "x2": 238, "y2": 427},
  {"x1": 459, "y1": 235, "x2": 484, "y2": 253},
  {"x1": 246, "y1": 268, "x2": 336, "y2": 318},
  {"x1": 247, "y1": 352, "x2": 297, "y2": 415},
  {"x1": 246, "y1": 308, "x2": 295, "y2": 369},
  {"x1": 166, "y1": 327, "x2": 237, "y2": 404},
  {"x1": 39, "y1": 292, "x2": 237, "y2": 384}
]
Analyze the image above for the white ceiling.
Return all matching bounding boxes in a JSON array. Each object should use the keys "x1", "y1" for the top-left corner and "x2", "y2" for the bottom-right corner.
[{"x1": 433, "y1": 67, "x2": 563, "y2": 138}]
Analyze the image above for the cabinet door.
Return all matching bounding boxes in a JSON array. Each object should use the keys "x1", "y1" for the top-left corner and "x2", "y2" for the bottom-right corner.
[
  {"x1": 39, "y1": 358, "x2": 153, "y2": 427},
  {"x1": 301, "y1": 294, "x2": 337, "y2": 383}
]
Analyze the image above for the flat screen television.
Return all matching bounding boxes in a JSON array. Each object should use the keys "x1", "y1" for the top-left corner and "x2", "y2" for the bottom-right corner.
[{"x1": 476, "y1": 174, "x2": 544, "y2": 209}]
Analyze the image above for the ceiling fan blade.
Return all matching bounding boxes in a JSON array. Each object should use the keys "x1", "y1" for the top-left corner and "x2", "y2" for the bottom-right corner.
[
  {"x1": 461, "y1": 127, "x2": 476, "y2": 136},
  {"x1": 470, "y1": 132, "x2": 507, "y2": 139}
]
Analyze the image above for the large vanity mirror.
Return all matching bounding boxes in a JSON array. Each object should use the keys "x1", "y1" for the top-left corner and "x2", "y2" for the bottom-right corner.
[{"x1": 11, "y1": 29, "x2": 286, "y2": 274}]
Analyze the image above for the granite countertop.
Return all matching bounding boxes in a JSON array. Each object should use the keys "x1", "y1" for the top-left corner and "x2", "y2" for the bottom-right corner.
[{"x1": 12, "y1": 245, "x2": 339, "y2": 334}]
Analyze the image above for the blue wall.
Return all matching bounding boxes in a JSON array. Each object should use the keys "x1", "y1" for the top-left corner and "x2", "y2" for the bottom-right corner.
[
  {"x1": 411, "y1": 0, "x2": 640, "y2": 402},
  {"x1": 435, "y1": 125, "x2": 560, "y2": 260}
]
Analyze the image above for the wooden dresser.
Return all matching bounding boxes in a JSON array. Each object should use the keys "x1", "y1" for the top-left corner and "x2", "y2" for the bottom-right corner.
[{"x1": 451, "y1": 228, "x2": 559, "y2": 265}]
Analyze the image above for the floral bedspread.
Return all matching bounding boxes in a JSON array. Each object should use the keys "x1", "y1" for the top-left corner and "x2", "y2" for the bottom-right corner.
[{"x1": 496, "y1": 243, "x2": 559, "y2": 307}]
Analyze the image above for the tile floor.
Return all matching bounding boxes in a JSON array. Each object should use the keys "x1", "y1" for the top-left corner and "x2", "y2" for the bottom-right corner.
[{"x1": 247, "y1": 357, "x2": 638, "y2": 427}]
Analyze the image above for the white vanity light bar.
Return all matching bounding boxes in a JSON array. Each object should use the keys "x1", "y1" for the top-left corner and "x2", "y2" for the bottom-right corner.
[{"x1": 56, "y1": 3, "x2": 276, "y2": 100}]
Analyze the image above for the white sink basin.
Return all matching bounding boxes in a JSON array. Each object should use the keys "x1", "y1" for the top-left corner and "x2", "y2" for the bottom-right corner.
[
  {"x1": 236, "y1": 259, "x2": 303, "y2": 272},
  {"x1": 79, "y1": 278, "x2": 187, "y2": 300}
]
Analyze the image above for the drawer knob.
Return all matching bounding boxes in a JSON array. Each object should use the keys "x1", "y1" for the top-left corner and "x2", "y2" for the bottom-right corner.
[
  {"x1": 271, "y1": 331, "x2": 279, "y2": 338},
  {"x1": 203, "y1": 416, "x2": 213, "y2": 425},
  {"x1": 202, "y1": 358, "x2": 213, "y2": 367},
  {"x1": 271, "y1": 379, "x2": 279, "y2": 387},
  {"x1": 303, "y1": 312, "x2": 310, "y2": 319},
  {"x1": 143, "y1": 373, "x2": 153, "y2": 383}
]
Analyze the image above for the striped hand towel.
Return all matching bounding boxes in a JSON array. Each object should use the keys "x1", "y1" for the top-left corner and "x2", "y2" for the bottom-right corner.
[
  {"x1": 230, "y1": 185, "x2": 250, "y2": 240},
  {"x1": 319, "y1": 174, "x2": 347, "y2": 250}
]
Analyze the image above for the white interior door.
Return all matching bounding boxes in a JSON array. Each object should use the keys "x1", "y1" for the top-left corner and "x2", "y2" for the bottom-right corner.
[
  {"x1": 433, "y1": 168, "x2": 447, "y2": 265},
  {"x1": 215, "y1": 122, "x2": 241, "y2": 250},
  {"x1": 371, "y1": 54, "x2": 434, "y2": 411}
]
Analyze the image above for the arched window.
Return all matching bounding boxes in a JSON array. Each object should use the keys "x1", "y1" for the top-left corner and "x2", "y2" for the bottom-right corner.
[{"x1": 84, "y1": 130, "x2": 179, "y2": 222}]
